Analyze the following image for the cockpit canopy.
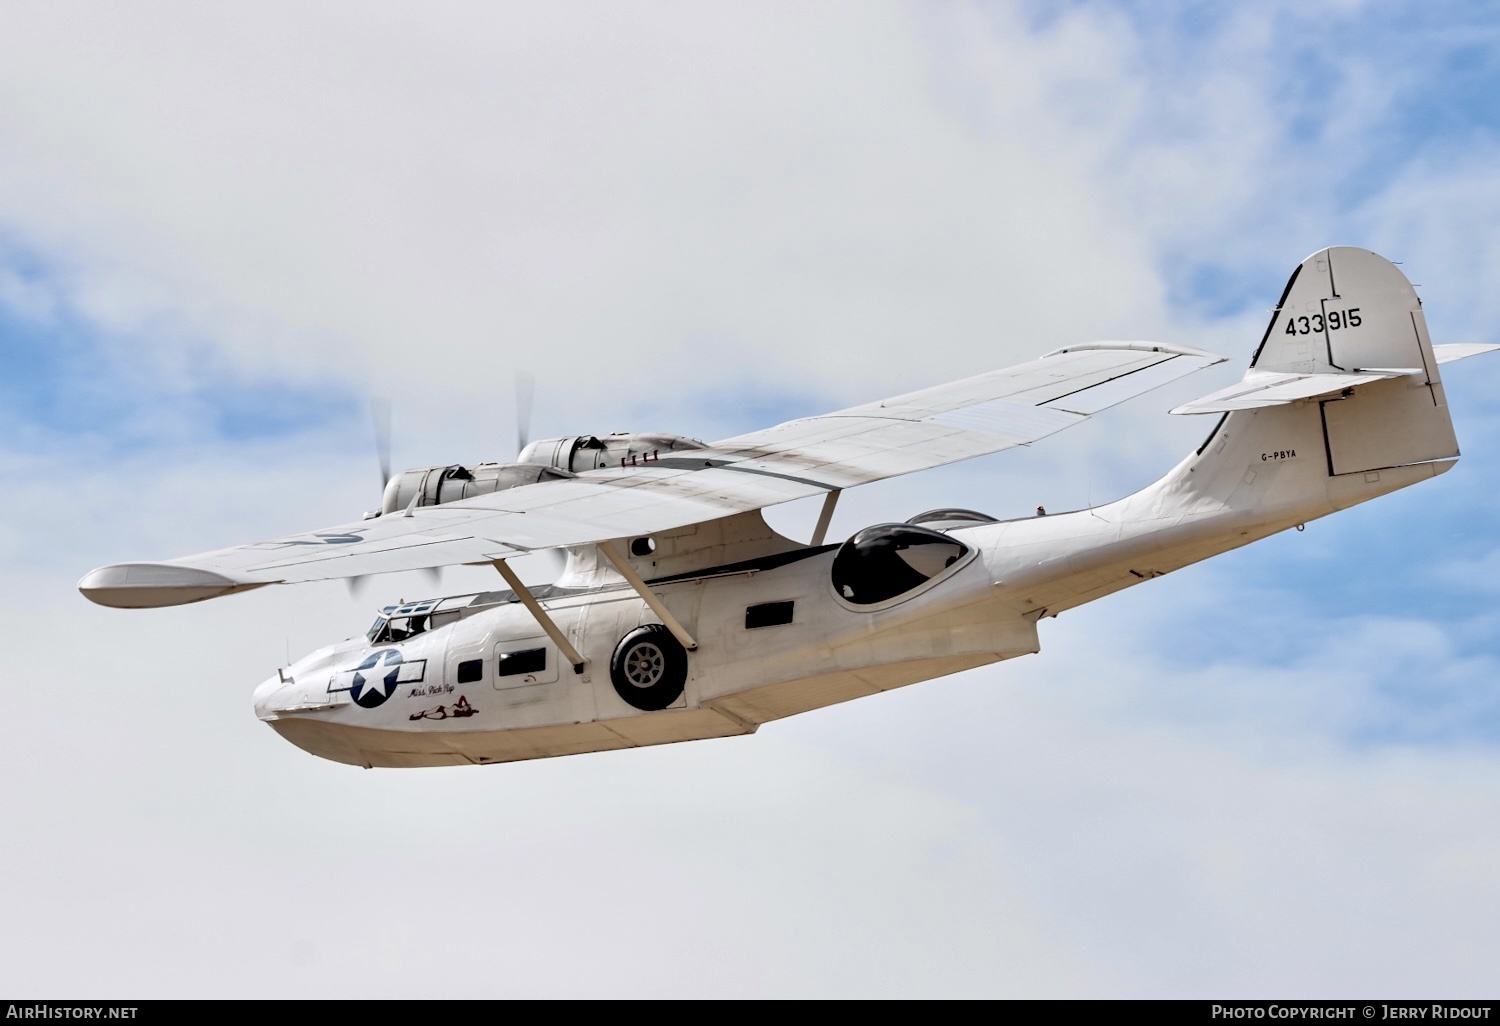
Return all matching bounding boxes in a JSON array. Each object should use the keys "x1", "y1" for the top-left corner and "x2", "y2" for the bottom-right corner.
[
  {"x1": 366, "y1": 598, "x2": 443, "y2": 644},
  {"x1": 906, "y1": 508, "x2": 998, "y2": 531},
  {"x1": 830, "y1": 524, "x2": 970, "y2": 606},
  {"x1": 361, "y1": 586, "x2": 579, "y2": 645}
]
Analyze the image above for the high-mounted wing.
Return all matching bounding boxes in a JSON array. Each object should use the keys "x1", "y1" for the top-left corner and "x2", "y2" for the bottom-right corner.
[{"x1": 80, "y1": 341, "x2": 1223, "y2": 608}]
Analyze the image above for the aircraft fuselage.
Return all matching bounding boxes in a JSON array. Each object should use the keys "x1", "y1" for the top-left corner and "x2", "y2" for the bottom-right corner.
[{"x1": 255, "y1": 393, "x2": 1451, "y2": 768}]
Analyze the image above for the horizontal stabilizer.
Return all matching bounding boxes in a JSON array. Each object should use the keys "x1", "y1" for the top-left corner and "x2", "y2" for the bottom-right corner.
[
  {"x1": 1433, "y1": 343, "x2": 1500, "y2": 364},
  {"x1": 1170, "y1": 368, "x2": 1417, "y2": 415}
]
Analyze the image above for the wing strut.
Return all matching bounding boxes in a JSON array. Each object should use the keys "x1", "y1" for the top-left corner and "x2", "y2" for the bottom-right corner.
[
  {"x1": 598, "y1": 541, "x2": 699, "y2": 651},
  {"x1": 490, "y1": 558, "x2": 588, "y2": 673},
  {"x1": 809, "y1": 489, "x2": 841, "y2": 546}
]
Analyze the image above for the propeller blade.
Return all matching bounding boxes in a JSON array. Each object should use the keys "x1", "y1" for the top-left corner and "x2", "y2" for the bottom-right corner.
[
  {"x1": 372, "y1": 398, "x2": 393, "y2": 490},
  {"x1": 346, "y1": 575, "x2": 368, "y2": 600},
  {"x1": 515, "y1": 370, "x2": 535, "y2": 459}
]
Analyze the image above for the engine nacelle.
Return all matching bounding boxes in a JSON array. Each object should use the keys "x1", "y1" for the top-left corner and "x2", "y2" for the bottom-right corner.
[
  {"x1": 517, "y1": 433, "x2": 707, "y2": 473},
  {"x1": 373, "y1": 434, "x2": 710, "y2": 517},
  {"x1": 378, "y1": 462, "x2": 574, "y2": 517}
]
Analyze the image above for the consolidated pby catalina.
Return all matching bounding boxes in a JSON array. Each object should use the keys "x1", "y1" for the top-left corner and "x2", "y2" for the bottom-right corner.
[{"x1": 80, "y1": 247, "x2": 1497, "y2": 768}]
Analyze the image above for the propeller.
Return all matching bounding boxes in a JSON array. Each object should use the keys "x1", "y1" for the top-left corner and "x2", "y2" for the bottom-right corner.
[
  {"x1": 515, "y1": 369, "x2": 534, "y2": 459},
  {"x1": 348, "y1": 566, "x2": 441, "y2": 601},
  {"x1": 345, "y1": 381, "x2": 561, "y2": 602},
  {"x1": 515, "y1": 371, "x2": 567, "y2": 579},
  {"x1": 349, "y1": 398, "x2": 438, "y2": 600},
  {"x1": 372, "y1": 397, "x2": 393, "y2": 495}
]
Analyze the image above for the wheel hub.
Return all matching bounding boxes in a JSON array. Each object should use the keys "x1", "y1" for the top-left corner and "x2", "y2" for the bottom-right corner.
[{"x1": 624, "y1": 642, "x2": 665, "y2": 688}]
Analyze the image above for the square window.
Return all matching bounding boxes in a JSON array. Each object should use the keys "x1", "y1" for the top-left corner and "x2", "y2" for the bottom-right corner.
[
  {"x1": 745, "y1": 601, "x2": 795, "y2": 629},
  {"x1": 497, "y1": 647, "x2": 547, "y2": 677}
]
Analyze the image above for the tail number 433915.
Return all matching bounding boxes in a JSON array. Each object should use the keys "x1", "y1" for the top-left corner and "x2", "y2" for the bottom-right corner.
[{"x1": 1286, "y1": 308, "x2": 1361, "y2": 335}]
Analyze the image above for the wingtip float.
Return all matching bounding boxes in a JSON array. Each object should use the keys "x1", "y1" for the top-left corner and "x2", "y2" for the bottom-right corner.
[{"x1": 78, "y1": 563, "x2": 269, "y2": 609}]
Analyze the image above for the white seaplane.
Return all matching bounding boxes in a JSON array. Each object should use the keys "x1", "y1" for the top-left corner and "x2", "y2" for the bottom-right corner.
[{"x1": 80, "y1": 248, "x2": 1496, "y2": 768}]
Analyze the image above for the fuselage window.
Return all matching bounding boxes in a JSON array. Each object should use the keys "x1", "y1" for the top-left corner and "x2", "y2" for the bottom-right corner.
[
  {"x1": 456, "y1": 659, "x2": 483, "y2": 684},
  {"x1": 497, "y1": 648, "x2": 547, "y2": 677},
  {"x1": 830, "y1": 524, "x2": 969, "y2": 606},
  {"x1": 745, "y1": 601, "x2": 795, "y2": 629}
]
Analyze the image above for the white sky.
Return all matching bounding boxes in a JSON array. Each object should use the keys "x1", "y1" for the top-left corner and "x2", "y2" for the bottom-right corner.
[{"x1": 2, "y1": 0, "x2": 1498, "y2": 997}]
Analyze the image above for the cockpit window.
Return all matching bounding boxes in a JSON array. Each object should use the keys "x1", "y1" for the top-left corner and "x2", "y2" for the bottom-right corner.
[
  {"x1": 830, "y1": 524, "x2": 969, "y2": 606},
  {"x1": 367, "y1": 615, "x2": 429, "y2": 643},
  {"x1": 366, "y1": 599, "x2": 440, "y2": 643}
]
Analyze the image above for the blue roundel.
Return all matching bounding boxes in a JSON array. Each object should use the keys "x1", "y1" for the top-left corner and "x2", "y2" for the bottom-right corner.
[{"x1": 351, "y1": 649, "x2": 404, "y2": 708}]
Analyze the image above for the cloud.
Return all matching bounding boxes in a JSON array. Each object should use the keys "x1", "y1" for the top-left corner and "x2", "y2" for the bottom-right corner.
[
  {"x1": 782, "y1": 580, "x2": 1500, "y2": 995},
  {"x1": 0, "y1": 571, "x2": 1095, "y2": 998},
  {"x1": 0, "y1": 1, "x2": 1171, "y2": 406},
  {"x1": 11, "y1": 552, "x2": 1500, "y2": 997},
  {"x1": 3, "y1": 0, "x2": 1500, "y2": 999}
]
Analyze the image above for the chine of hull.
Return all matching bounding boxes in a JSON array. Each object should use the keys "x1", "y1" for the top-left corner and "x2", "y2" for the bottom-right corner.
[{"x1": 268, "y1": 653, "x2": 1005, "y2": 768}]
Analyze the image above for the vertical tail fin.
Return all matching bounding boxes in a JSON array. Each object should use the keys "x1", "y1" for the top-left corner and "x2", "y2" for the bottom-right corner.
[
  {"x1": 1255, "y1": 248, "x2": 1427, "y2": 371},
  {"x1": 1210, "y1": 247, "x2": 1456, "y2": 463},
  {"x1": 1248, "y1": 246, "x2": 1458, "y2": 475},
  {"x1": 1158, "y1": 248, "x2": 1459, "y2": 523}
]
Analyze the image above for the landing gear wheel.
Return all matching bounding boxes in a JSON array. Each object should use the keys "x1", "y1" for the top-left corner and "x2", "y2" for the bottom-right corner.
[{"x1": 610, "y1": 624, "x2": 687, "y2": 711}]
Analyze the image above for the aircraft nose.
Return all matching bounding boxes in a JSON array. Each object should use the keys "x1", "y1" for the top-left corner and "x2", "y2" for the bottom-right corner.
[{"x1": 252, "y1": 672, "x2": 289, "y2": 720}]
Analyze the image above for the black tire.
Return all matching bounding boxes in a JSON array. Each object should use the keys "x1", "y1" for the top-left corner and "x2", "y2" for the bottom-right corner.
[{"x1": 610, "y1": 624, "x2": 687, "y2": 711}]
